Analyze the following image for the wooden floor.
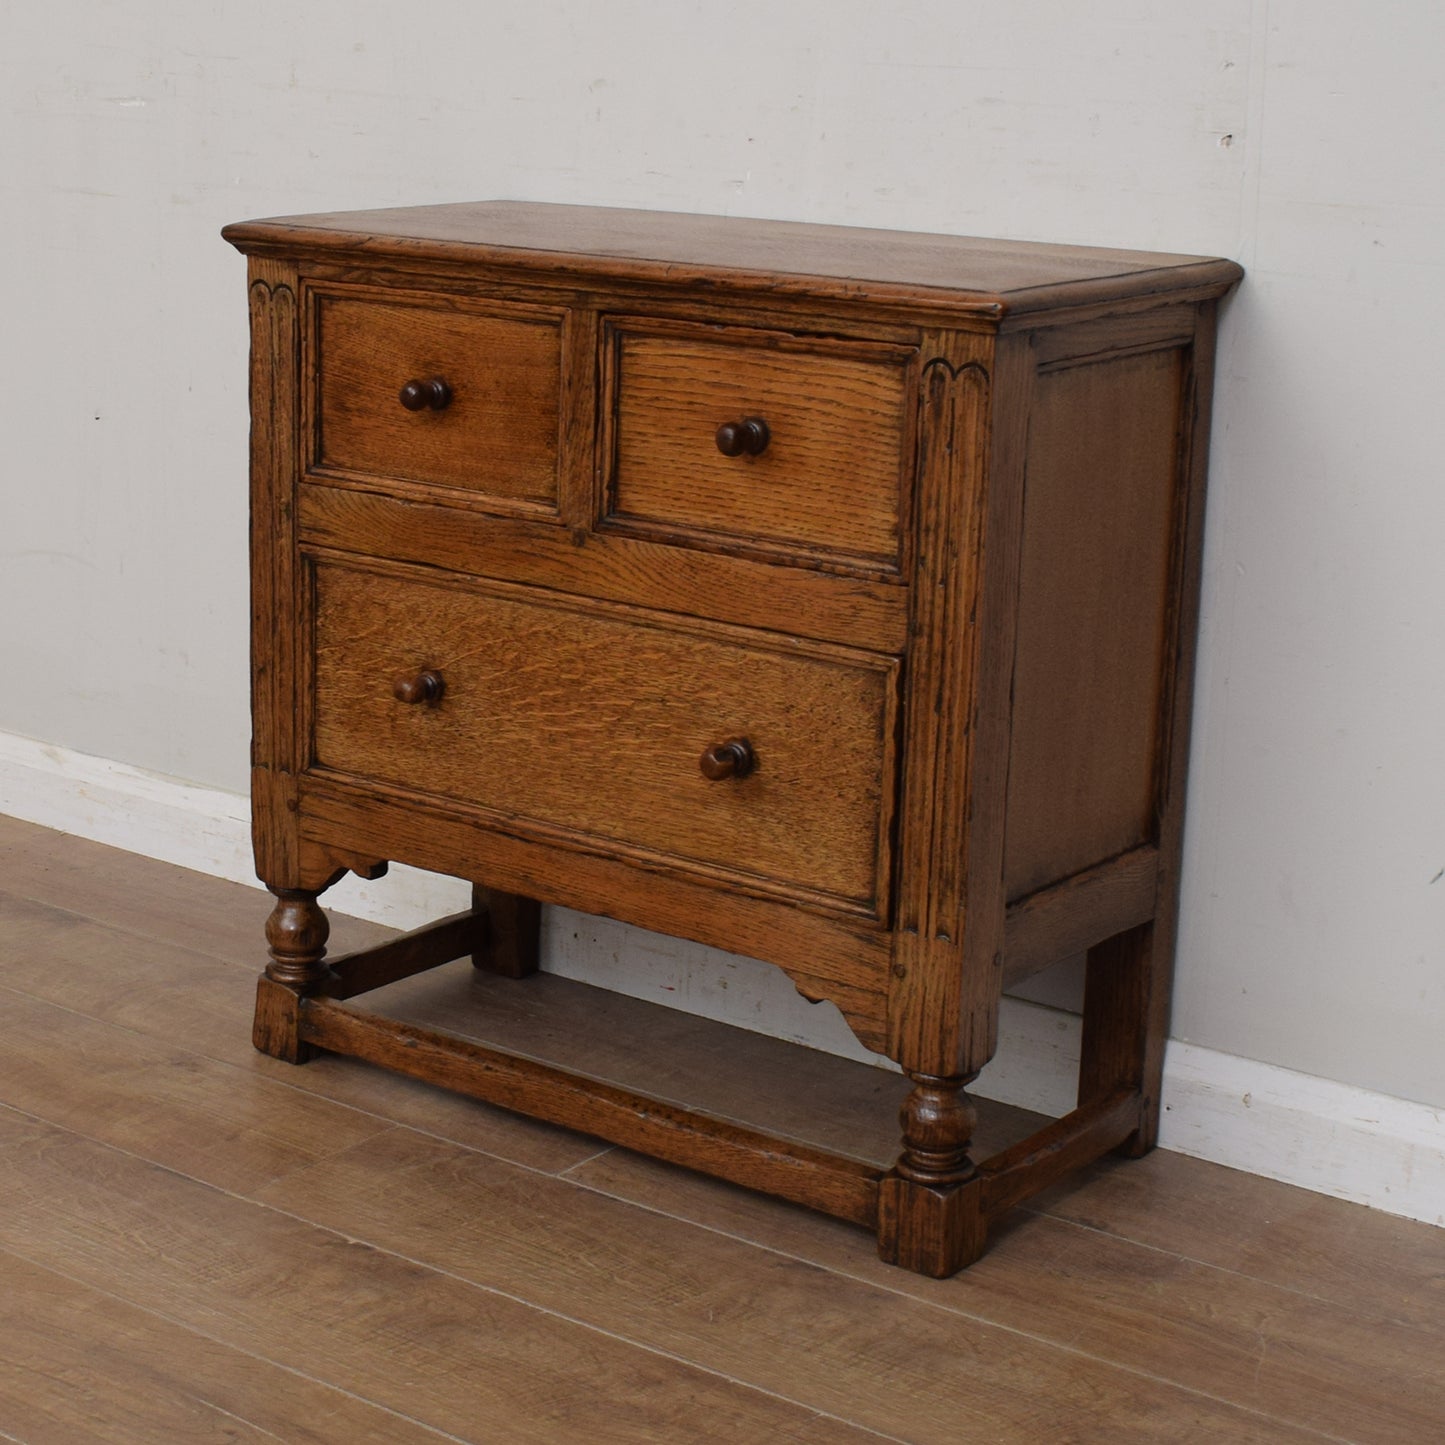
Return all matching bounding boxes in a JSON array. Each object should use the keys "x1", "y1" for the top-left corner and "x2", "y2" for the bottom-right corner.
[{"x1": 1, "y1": 818, "x2": 1442, "y2": 1443}]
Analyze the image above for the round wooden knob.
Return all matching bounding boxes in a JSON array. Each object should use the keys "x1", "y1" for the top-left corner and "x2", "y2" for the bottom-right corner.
[
  {"x1": 398, "y1": 377, "x2": 453, "y2": 412},
  {"x1": 393, "y1": 669, "x2": 446, "y2": 705},
  {"x1": 699, "y1": 738, "x2": 755, "y2": 780},
  {"x1": 715, "y1": 417, "x2": 770, "y2": 457}
]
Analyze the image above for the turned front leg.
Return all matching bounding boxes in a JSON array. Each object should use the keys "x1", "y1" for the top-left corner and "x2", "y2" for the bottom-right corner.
[
  {"x1": 877, "y1": 1073, "x2": 986, "y2": 1277},
  {"x1": 253, "y1": 886, "x2": 332, "y2": 1064}
]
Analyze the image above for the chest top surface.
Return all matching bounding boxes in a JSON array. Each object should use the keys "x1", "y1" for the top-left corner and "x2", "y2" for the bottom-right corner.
[{"x1": 222, "y1": 200, "x2": 1240, "y2": 319}]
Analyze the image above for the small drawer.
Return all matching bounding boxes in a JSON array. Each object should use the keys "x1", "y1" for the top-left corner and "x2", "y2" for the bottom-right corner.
[
  {"x1": 310, "y1": 558, "x2": 898, "y2": 913},
  {"x1": 311, "y1": 288, "x2": 563, "y2": 507},
  {"x1": 604, "y1": 321, "x2": 916, "y2": 570}
]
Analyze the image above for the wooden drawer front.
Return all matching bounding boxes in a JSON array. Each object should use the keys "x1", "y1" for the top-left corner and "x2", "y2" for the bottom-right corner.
[
  {"x1": 311, "y1": 560, "x2": 897, "y2": 913},
  {"x1": 313, "y1": 291, "x2": 562, "y2": 506},
  {"x1": 606, "y1": 324, "x2": 914, "y2": 569}
]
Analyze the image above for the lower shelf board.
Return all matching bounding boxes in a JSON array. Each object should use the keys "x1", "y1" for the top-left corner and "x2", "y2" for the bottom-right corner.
[
  {"x1": 255, "y1": 922, "x2": 1144, "y2": 1274},
  {"x1": 302, "y1": 991, "x2": 885, "y2": 1226},
  {"x1": 330, "y1": 959, "x2": 1047, "y2": 1171}
]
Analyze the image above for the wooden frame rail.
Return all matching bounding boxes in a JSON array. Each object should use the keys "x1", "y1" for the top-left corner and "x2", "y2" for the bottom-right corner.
[{"x1": 257, "y1": 898, "x2": 1148, "y2": 1271}]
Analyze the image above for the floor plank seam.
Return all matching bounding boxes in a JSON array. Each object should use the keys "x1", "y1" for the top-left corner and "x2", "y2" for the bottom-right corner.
[
  {"x1": 0, "y1": 972, "x2": 506, "y2": 1150},
  {"x1": 234, "y1": 1200, "x2": 918, "y2": 1445},
  {"x1": 327, "y1": 1100, "x2": 602, "y2": 1179},
  {"x1": 1018, "y1": 1204, "x2": 1391, "y2": 1318},
  {"x1": 559, "y1": 1171, "x2": 1360, "y2": 1445},
  {"x1": 6, "y1": 827, "x2": 1439, "y2": 1440},
  {"x1": 4, "y1": 911, "x2": 826, "y2": 1182},
  {"x1": 1, "y1": 954, "x2": 884, "y2": 1191},
  {"x1": 0, "y1": 978, "x2": 412, "y2": 1167},
  {"x1": 555, "y1": 1142, "x2": 619, "y2": 1176},
  {"x1": 175, "y1": 1395, "x2": 290, "y2": 1443},
  {"x1": 0, "y1": 879, "x2": 268, "y2": 970},
  {"x1": 0, "y1": 1032, "x2": 1394, "y2": 1444},
  {"x1": 0, "y1": 966, "x2": 666, "y2": 1191},
  {"x1": 0, "y1": 1103, "x2": 907, "y2": 1444},
  {"x1": 0, "y1": 1238, "x2": 476, "y2": 1445}
]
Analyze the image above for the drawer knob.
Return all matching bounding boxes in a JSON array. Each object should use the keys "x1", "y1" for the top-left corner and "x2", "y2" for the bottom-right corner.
[
  {"x1": 699, "y1": 737, "x2": 755, "y2": 780},
  {"x1": 398, "y1": 377, "x2": 453, "y2": 413},
  {"x1": 715, "y1": 417, "x2": 770, "y2": 458},
  {"x1": 393, "y1": 669, "x2": 446, "y2": 706}
]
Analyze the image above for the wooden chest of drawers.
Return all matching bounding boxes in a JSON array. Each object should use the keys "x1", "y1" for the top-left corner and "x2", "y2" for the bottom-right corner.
[{"x1": 224, "y1": 202, "x2": 1241, "y2": 1276}]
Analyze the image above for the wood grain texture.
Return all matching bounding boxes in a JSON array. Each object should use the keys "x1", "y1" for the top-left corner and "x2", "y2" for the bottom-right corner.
[
  {"x1": 1079, "y1": 922, "x2": 1155, "y2": 1116},
  {"x1": 227, "y1": 203, "x2": 1241, "y2": 1276},
  {"x1": 574, "y1": 1148, "x2": 1444, "y2": 1444},
  {"x1": 0, "y1": 1113, "x2": 865, "y2": 1444},
  {"x1": 324, "y1": 906, "x2": 485, "y2": 998},
  {"x1": 254, "y1": 1125, "x2": 1344, "y2": 1443},
  {"x1": 5, "y1": 824, "x2": 1440, "y2": 1443},
  {"x1": 1133, "y1": 302, "x2": 1222, "y2": 1151},
  {"x1": 301, "y1": 995, "x2": 882, "y2": 1226},
  {"x1": 978, "y1": 1088, "x2": 1139, "y2": 1215},
  {"x1": 0, "y1": 881, "x2": 601, "y2": 1174},
  {"x1": 357, "y1": 959, "x2": 924, "y2": 1164},
  {"x1": 298, "y1": 780, "x2": 893, "y2": 1048},
  {"x1": 607, "y1": 321, "x2": 913, "y2": 568},
  {"x1": 252, "y1": 970, "x2": 312, "y2": 1063},
  {"x1": 1002, "y1": 844, "x2": 1159, "y2": 984},
  {"x1": 1032, "y1": 1147, "x2": 1445, "y2": 1336},
  {"x1": 298, "y1": 482, "x2": 911, "y2": 652},
  {"x1": 312, "y1": 287, "x2": 562, "y2": 505},
  {"x1": 470, "y1": 884, "x2": 541, "y2": 978},
  {"x1": 0, "y1": 985, "x2": 391, "y2": 1193},
  {"x1": 222, "y1": 201, "x2": 1243, "y2": 321},
  {"x1": 310, "y1": 555, "x2": 898, "y2": 913},
  {"x1": 877, "y1": 1171, "x2": 986, "y2": 1278},
  {"x1": 887, "y1": 336, "x2": 1004, "y2": 1078},
  {"x1": 1003, "y1": 338, "x2": 1186, "y2": 898},
  {"x1": 246, "y1": 258, "x2": 305, "y2": 888},
  {"x1": 0, "y1": 1252, "x2": 457, "y2": 1445}
]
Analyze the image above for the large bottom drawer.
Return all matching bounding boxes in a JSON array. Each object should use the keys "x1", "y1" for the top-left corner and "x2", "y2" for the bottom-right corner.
[{"x1": 309, "y1": 557, "x2": 899, "y2": 914}]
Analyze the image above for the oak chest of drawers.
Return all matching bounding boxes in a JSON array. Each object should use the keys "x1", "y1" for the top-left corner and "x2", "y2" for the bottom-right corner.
[{"x1": 224, "y1": 202, "x2": 1241, "y2": 1276}]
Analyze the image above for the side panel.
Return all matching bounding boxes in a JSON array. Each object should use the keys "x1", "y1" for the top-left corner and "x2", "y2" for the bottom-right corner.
[{"x1": 1004, "y1": 311, "x2": 1195, "y2": 902}]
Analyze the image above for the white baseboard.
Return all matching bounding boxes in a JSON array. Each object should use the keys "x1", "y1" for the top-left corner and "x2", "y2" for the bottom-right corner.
[
  {"x1": 0, "y1": 732, "x2": 254, "y2": 885},
  {"x1": 3, "y1": 728, "x2": 1441, "y2": 1229}
]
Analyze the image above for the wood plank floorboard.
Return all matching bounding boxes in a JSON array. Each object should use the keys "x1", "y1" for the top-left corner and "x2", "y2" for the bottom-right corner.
[
  {"x1": 0, "y1": 1250, "x2": 463, "y2": 1444},
  {"x1": 255, "y1": 1125, "x2": 1334, "y2": 1442},
  {"x1": 0, "y1": 984, "x2": 401, "y2": 1195},
  {"x1": 1031, "y1": 1150, "x2": 1445, "y2": 1334},
  {"x1": 0, "y1": 1109, "x2": 884, "y2": 1444},
  {"x1": 1, "y1": 818, "x2": 1441, "y2": 1441},
  {"x1": 0, "y1": 815, "x2": 390, "y2": 964},
  {"x1": 567, "y1": 1151, "x2": 1444, "y2": 1444},
  {"x1": 0, "y1": 887, "x2": 604, "y2": 1175}
]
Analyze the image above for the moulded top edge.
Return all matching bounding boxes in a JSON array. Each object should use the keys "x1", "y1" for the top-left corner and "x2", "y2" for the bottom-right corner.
[{"x1": 221, "y1": 200, "x2": 1243, "y2": 318}]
